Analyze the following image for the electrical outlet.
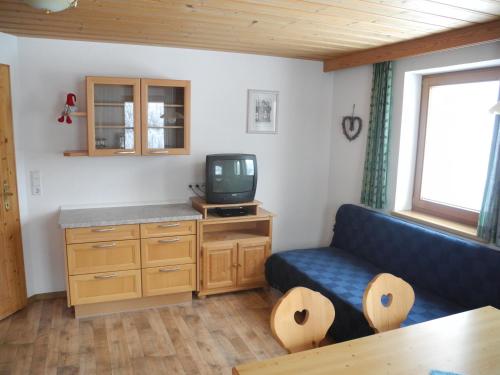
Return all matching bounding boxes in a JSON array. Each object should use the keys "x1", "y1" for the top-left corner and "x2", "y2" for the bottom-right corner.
[
  {"x1": 188, "y1": 182, "x2": 205, "y2": 189},
  {"x1": 30, "y1": 170, "x2": 42, "y2": 196}
]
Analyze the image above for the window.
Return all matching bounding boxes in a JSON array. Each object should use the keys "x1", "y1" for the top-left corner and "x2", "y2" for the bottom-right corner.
[{"x1": 414, "y1": 67, "x2": 500, "y2": 226}]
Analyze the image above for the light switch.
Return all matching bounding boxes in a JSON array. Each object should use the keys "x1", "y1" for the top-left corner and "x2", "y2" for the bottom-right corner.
[{"x1": 30, "y1": 170, "x2": 41, "y2": 196}]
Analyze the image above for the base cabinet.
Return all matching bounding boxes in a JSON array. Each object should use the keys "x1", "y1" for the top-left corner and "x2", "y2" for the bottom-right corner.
[
  {"x1": 201, "y1": 238, "x2": 269, "y2": 294},
  {"x1": 64, "y1": 220, "x2": 197, "y2": 316}
]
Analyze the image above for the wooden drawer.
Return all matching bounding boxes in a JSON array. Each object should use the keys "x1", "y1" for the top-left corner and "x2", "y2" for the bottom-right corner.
[
  {"x1": 65, "y1": 224, "x2": 140, "y2": 244},
  {"x1": 67, "y1": 240, "x2": 141, "y2": 275},
  {"x1": 140, "y1": 220, "x2": 196, "y2": 238},
  {"x1": 69, "y1": 269, "x2": 141, "y2": 305},
  {"x1": 142, "y1": 264, "x2": 196, "y2": 296},
  {"x1": 141, "y1": 235, "x2": 196, "y2": 267}
]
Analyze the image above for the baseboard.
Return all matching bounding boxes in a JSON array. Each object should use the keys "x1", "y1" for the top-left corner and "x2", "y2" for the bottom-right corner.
[
  {"x1": 27, "y1": 291, "x2": 67, "y2": 303},
  {"x1": 74, "y1": 292, "x2": 192, "y2": 318}
]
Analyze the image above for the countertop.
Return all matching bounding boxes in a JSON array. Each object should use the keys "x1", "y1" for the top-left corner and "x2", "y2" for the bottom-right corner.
[{"x1": 58, "y1": 203, "x2": 203, "y2": 229}]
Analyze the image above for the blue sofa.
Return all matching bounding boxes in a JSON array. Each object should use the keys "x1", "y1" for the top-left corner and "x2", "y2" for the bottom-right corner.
[{"x1": 266, "y1": 204, "x2": 500, "y2": 342}]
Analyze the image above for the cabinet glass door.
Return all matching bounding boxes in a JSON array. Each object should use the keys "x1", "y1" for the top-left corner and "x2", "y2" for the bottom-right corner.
[
  {"x1": 87, "y1": 77, "x2": 141, "y2": 156},
  {"x1": 142, "y1": 79, "x2": 190, "y2": 155}
]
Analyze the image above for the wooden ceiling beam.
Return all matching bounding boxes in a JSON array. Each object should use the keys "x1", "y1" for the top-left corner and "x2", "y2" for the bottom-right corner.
[{"x1": 323, "y1": 19, "x2": 500, "y2": 72}]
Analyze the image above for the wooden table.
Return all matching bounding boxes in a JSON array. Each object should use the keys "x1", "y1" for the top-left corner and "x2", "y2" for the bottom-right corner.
[{"x1": 233, "y1": 306, "x2": 500, "y2": 375}]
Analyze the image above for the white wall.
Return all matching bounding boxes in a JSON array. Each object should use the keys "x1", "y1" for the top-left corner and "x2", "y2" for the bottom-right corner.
[
  {"x1": 7, "y1": 37, "x2": 333, "y2": 296},
  {"x1": 328, "y1": 42, "x2": 500, "y2": 223}
]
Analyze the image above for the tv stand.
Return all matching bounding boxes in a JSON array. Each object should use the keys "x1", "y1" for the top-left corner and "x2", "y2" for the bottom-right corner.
[
  {"x1": 191, "y1": 197, "x2": 261, "y2": 219},
  {"x1": 190, "y1": 197, "x2": 275, "y2": 297}
]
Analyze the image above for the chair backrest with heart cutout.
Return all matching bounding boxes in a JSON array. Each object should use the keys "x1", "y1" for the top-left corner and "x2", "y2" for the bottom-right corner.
[
  {"x1": 363, "y1": 273, "x2": 415, "y2": 333},
  {"x1": 270, "y1": 287, "x2": 335, "y2": 353}
]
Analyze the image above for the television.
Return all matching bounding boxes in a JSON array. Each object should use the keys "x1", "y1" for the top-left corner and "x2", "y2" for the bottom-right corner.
[{"x1": 205, "y1": 154, "x2": 258, "y2": 204}]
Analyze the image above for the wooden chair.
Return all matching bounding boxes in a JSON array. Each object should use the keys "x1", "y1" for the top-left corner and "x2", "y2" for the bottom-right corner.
[
  {"x1": 362, "y1": 273, "x2": 415, "y2": 333},
  {"x1": 270, "y1": 287, "x2": 335, "y2": 353}
]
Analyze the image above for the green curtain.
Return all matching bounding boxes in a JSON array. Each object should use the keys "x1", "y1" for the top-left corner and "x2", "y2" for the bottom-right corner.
[
  {"x1": 361, "y1": 61, "x2": 393, "y2": 209},
  {"x1": 477, "y1": 112, "x2": 500, "y2": 246}
]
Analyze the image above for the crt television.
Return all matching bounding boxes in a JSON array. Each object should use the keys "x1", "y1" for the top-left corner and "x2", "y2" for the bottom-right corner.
[{"x1": 205, "y1": 154, "x2": 257, "y2": 204}]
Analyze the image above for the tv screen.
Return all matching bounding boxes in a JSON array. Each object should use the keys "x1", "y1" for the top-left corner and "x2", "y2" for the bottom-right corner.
[
  {"x1": 206, "y1": 154, "x2": 257, "y2": 204},
  {"x1": 212, "y1": 159, "x2": 255, "y2": 193}
]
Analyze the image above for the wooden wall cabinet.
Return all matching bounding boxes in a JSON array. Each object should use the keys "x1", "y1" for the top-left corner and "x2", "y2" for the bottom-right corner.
[
  {"x1": 83, "y1": 76, "x2": 191, "y2": 157},
  {"x1": 87, "y1": 77, "x2": 141, "y2": 156},
  {"x1": 141, "y1": 79, "x2": 190, "y2": 155}
]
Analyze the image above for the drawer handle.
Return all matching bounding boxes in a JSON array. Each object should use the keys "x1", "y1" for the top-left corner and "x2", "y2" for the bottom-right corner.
[
  {"x1": 92, "y1": 228, "x2": 116, "y2": 233},
  {"x1": 158, "y1": 223, "x2": 180, "y2": 228},
  {"x1": 115, "y1": 151, "x2": 136, "y2": 155},
  {"x1": 158, "y1": 238, "x2": 180, "y2": 244},
  {"x1": 94, "y1": 273, "x2": 118, "y2": 279},
  {"x1": 92, "y1": 242, "x2": 117, "y2": 248},
  {"x1": 159, "y1": 267, "x2": 180, "y2": 273}
]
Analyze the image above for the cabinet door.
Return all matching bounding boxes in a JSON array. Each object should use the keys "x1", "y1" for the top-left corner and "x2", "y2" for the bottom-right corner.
[
  {"x1": 202, "y1": 242, "x2": 237, "y2": 291},
  {"x1": 87, "y1": 77, "x2": 141, "y2": 156},
  {"x1": 142, "y1": 264, "x2": 196, "y2": 297},
  {"x1": 67, "y1": 239, "x2": 141, "y2": 275},
  {"x1": 141, "y1": 79, "x2": 190, "y2": 155},
  {"x1": 237, "y1": 239, "x2": 269, "y2": 287},
  {"x1": 69, "y1": 269, "x2": 141, "y2": 305}
]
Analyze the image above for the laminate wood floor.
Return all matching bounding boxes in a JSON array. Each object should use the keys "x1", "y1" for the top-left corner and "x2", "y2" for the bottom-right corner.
[{"x1": 0, "y1": 289, "x2": 287, "y2": 374}]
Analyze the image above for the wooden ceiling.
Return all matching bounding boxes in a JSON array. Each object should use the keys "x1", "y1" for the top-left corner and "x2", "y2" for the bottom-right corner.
[{"x1": 0, "y1": 0, "x2": 499, "y2": 65}]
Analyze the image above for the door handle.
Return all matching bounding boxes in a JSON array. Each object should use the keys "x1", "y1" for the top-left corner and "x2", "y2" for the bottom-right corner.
[
  {"x1": 92, "y1": 228, "x2": 116, "y2": 233},
  {"x1": 158, "y1": 223, "x2": 180, "y2": 228},
  {"x1": 2, "y1": 180, "x2": 13, "y2": 211},
  {"x1": 93, "y1": 242, "x2": 117, "y2": 248},
  {"x1": 158, "y1": 238, "x2": 180, "y2": 244},
  {"x1": 159, "y1": 267, "x2": 180, "y2": 272},
  {"x1": 94, "y1": 273, "x2": 118, "y2": 279}
]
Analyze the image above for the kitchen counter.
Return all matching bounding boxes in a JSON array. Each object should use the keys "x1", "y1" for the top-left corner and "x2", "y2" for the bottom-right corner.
[{"x1": 59, "y1": 203, "x2": 202, "y2": 229}]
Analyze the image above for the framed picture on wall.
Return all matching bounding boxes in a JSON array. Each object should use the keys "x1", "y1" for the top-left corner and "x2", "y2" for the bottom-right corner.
[{"x1": 247, "y1": 89, "x2": 279, "y2": 134}]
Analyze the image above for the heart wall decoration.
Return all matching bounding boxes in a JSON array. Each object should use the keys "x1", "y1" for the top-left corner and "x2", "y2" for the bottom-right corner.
[{"x1": 342, "y1": 104, "x2": 363, "y2": 142}]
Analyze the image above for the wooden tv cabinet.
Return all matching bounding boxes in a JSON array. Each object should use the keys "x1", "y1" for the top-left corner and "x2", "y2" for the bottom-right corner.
[{"x1": 191, "y1": 197, "x2": 275, "y2": 297}]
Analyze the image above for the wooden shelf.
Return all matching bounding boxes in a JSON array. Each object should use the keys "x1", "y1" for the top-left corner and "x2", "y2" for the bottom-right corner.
[
  {"x1": 164, "y1": 104, "x2": 184, "y2": 108},
  {"x1": 203, "y1": 230, "x2": 268, "y2": 243},
  {"x1": 191, "y1": 196, "x2": 263, "y2": 219},
  {"x1": 63, "y1": 150, "x2": 89, "y2": 157},
  {"x1": 94, "y1": 102, "x2": 130, "y2": 106},
  {"x1": 72, "y1": 112, "x2": 87, "y2": 117},
  {"x1": 148, "y1": 126, "x2": 184, "y2": 129},
  {"x1": 95, "y1": 125, "x2": 134, "y2": 129}
]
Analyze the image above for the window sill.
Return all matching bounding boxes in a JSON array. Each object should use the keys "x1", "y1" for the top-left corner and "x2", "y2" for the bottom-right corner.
[{"x1": 391, "y1": 210, "x2": 479, "y2": 241}]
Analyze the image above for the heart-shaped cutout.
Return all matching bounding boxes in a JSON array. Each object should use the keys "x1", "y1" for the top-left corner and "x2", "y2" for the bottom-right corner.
[
  {"x1": 380, "y1": 293, "x2": 393, "y2": 308},
  {"x1": 342, "y1": 116, "x2": 362, "y2": 141},
  {"x1": 294, "y1": 309, "x2": 309, "y2": 325}
]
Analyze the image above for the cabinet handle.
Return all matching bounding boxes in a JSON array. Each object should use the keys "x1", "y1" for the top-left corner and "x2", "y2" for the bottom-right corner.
[
  {"x1": 158, "y1": 223, "x2": 180, "y2": 228},
  {"x1": 94, "y1": 273, "x2": 118, "y2": 279},
  {"x1": 150, "y1": 150, "x2": 170, "y2": 154},
  {"x1": 92, "y1": 228, "x2": 116, "y2": 232},
  {"x1": 159, "y1": 267, "x2": 180, "y2": 272},
  {"x1": 158, "y1": 238, "x2": 180, "y2": 244},
  {"x1": 93, "y1": 242, "x2": 117, "y2": 248},
  {"x1": 115, "y1": 151, "x2": 136, "y2": 154}
]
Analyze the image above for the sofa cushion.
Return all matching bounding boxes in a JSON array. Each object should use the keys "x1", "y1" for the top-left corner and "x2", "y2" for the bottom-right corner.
[
  {"x1": 331, "y1": 204, "x2": 500, "y2": 310},
  {"x1": 266, "y1": 247, "x2": 463, "y2": 342}
]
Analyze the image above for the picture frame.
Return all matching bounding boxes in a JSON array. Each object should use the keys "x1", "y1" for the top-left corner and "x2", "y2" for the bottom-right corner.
[{"x1": 247, "y1": 89, "x2": 279, "y2": 134}]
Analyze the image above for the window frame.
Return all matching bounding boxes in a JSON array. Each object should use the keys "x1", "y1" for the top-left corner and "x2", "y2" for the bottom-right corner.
[{"x1": 413, "y1": 67, "x2": 500, "y2": 227}]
